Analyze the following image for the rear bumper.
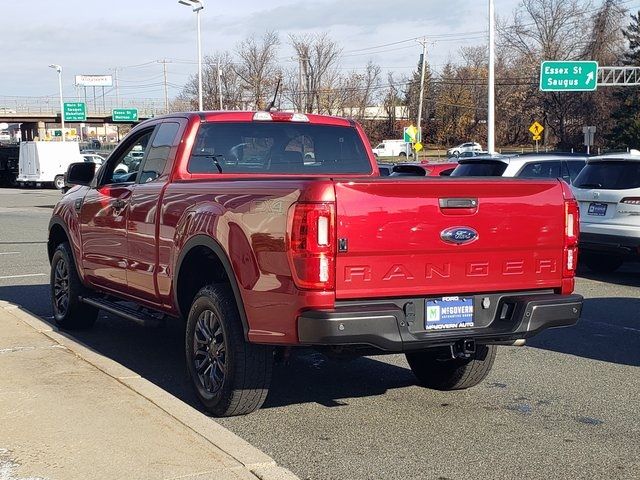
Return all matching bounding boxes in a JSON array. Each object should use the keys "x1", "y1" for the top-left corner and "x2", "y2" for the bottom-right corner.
[
  {"x1": 297, "y1": 293, "x2": 582, "y2": 352},
  {"x1": 579, "y1": 232, "x2": 640, "y2": 258}
]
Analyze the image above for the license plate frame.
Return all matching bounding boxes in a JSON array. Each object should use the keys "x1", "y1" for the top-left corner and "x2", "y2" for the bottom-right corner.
[
  {"x1": 425, "y1": 296, "x2": 475, "y2": 331},
  {"x1": 588, "y1": 202, "x2": 607, "y2": 216}
]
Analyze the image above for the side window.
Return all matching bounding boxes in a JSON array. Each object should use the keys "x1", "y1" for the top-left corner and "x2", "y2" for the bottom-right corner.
[
  {"x1": 566, "y1": 160, "x2": 586, "y2": 182},
  {"x1": 138, "y1": 122, "x2": 180, "y2": 183},
  {"x1": 518, "y1": 161, "x2": 561, "y2": 178},
  {"x1": 102, "y1": 130, "x2": 153, "y2": 185}
]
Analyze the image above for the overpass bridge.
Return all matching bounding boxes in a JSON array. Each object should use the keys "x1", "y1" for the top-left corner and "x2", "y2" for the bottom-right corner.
[{"x1": 0, "y1": 96, "x2": 191, "y2": 140}]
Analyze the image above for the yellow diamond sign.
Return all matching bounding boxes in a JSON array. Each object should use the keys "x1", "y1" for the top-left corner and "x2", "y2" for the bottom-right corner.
[
  {"x1": 414, "y1": 142, "x2": 423, "y2": 152},
  {"x1": 529, "y1": 121, "x2": 544, "y2": 136}
]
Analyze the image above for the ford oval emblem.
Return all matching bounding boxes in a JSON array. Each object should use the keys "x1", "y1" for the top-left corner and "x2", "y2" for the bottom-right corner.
[{"x1": 440, "y1": 227, "x2": 478, "y2": 245}]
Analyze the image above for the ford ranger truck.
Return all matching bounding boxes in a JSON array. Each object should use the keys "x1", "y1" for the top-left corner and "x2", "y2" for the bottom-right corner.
[{"x1": 48, "y1": 111, "x2": 582, "y2": 416}]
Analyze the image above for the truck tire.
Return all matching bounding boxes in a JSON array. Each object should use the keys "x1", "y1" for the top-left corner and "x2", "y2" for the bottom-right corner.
[
  {"x1": 406, "y1": 344, "x2": 497, "y2": 390},
  {"x1": 399, "y1": 151, "x2": 407, "y2": 157},
  {"x1": 186, "y1": 284, "x2": 273, "y2": 417},
  {"x1": 50, "y1": 242, "x2": 98, "y2": 329},
  {"x1": 582, "y1": 253, "x2": 623, "y2": 274},
  {"x1": 54, "y1": 175, "x2": 65, "y2": 190}
]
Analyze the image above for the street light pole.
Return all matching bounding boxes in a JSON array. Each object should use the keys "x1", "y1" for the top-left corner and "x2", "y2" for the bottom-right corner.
[
  {"x1": 49, "y1": 64, "x2": 65, "y2": 141},
  {"x1": 488, "y1": 0, "x2": 496, "y2": 154},
  {"x1": 416, "y1": 38, "x2": 428, "y2": 146},
  {"x1": 178, "y1": 0, "x2": 205, "y2": 111}
]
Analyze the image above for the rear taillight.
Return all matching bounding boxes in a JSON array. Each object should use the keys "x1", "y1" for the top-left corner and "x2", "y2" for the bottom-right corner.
[
  {"x1": 620, "y1": 197, "x2": 640, "y2": 205},
  {"x1": 287, "y1": 202, "x2": 335, "y2": 290},
  {"x1": 563, "y1": 199, "x2": 579, "y2": 277}
]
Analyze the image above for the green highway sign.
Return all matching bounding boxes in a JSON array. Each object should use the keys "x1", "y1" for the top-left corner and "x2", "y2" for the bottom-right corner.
[
  {"x1": 539, "y1": 61, "x2": 598, "y2": 92},
  {"x1": 112, "y1": 108, "x2": 138, "y2": 122},
  {"x1": 63, "y1": 102, "x2": 86, "y2": 121},
  {"x1": 54, "y1": 130, "x2": 62, "y2": 137}
]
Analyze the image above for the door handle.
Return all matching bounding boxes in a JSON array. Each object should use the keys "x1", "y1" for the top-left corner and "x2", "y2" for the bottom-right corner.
[{"x1": 112, "y1": 199, "x2": 127, "y2": 211}]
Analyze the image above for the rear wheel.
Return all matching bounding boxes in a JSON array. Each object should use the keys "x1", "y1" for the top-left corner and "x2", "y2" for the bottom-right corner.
[
  {"x1": 583, "y1": 253, "x2": 623, "y2": 274},
  {"x1": 398, "y1": 151, "x2": 407, "y2": 157},
  {"x1": 406, "y1": 344, "x2": 497, "y2": 390},
  {"x1": 50, "y1": 242, "x2": 98, "y2": 329},
  {"x1": 185, "y1": 285, "x2": 273, "y2": 417},
  {"x1": 54, "y1": 175, "x2": 65, "y2": 190}
]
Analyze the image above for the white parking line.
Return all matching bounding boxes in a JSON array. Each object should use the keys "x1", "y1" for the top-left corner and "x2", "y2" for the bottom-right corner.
[
  {"x1": 0, "y1": 252, "x2": 20, "y2": 256},
  {"x1": 0, "y1": 273, "x2": 47, "y2": 280}
]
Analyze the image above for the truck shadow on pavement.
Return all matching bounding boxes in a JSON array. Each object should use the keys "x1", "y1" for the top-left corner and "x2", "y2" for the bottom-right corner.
[
  {"x1": 577, "y1": 267, "x2": 640, "y2": 288},
  {"x1": 0, "y1": 284, "x2": 638, "y2": 414}
]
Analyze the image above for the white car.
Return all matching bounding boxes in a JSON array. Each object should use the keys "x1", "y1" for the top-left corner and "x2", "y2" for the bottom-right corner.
[
  {"x1": 450, "y1": 153, "x2": 587, "y2": 185},
  {"x1": 447, "y1": 142, "x2": 482, "y2": 157},
  {"x1": 571, "y1": 152, "x2": 640, "y2": 273}
]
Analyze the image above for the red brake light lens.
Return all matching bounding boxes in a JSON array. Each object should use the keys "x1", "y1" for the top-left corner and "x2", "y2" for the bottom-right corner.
[
  {"x1": 287, "y1": 202, "x2": 335, "y2": 290},
  {"x1": 563, "y1": 199, "x2": 580, "y2": 279}
]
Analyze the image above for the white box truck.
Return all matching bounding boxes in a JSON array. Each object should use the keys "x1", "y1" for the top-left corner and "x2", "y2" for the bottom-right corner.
[
  {"x1": 16, "y1": 141, "x2": 83, "y2": 189},
  {"x1": 371, "y1": 139, "x2": 413, "y2": 158}
]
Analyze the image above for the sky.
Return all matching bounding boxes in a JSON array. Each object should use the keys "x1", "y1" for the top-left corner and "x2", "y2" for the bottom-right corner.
[{"x1": 0, "y1": 0, "x2": 616, "y2": 103}]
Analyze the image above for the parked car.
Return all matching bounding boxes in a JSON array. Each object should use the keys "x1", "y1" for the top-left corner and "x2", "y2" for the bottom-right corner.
[
  {"x1": 377, "y1": 163, "x2": 393, "y2": 176},
  {"x1": 49, "y1": 110, "x2": 582, "y2": 417},
  {"x1": 572, "y1": 152, "x2": 640, "y2": 273},
  {"x1": 450, "y1": 153, "x2": 587, "y2": 185},
  {"x1": 447, "y1": 142, "x2": 482, "y2": 157}
]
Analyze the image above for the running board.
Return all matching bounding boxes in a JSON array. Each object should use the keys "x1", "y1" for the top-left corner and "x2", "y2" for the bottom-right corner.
[{"x1": 79, "y1": 296, "x2": 166, "y2": 327}]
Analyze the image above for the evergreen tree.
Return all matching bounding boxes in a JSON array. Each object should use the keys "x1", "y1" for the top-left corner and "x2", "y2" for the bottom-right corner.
[{"x1": 607, "y1": 11, "x2": 640, "y2": 149}]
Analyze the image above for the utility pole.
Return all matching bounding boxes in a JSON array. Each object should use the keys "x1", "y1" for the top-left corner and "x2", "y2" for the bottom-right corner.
[
  {"x1": 298, "y1": 56, "x2": 304, "y2": 111},
  {"x1": 159, "y1": 59, "x2": 170, "y2": 113},
  {"x1": 488, "y1": 0, "x2": 496, "y2": 154},
  {"x1": 113, "y1": 68, "x2": 120, "y2": 106},
  {"x1": 217, "y1": 57, "x2": 223, "y2": 110},
  {"x1": 416, "y1": 37, "x2": 428, "y2": 146}
]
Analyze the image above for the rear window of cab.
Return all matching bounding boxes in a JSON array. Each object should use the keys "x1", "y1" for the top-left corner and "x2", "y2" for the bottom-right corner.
[
  {"x1": 187, "y1": 122, "x2": 373, "y2": 175},
  {"x1": 451, "y1": 160, "x2": 508, "y2": 177}
]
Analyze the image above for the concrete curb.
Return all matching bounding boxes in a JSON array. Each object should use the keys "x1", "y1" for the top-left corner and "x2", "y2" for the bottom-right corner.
[{"x1": 0, "y1": 302, "x2": 299, "y2": 480}]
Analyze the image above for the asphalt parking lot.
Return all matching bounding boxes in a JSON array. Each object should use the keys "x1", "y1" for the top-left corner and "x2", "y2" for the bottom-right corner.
[{"x1": 1, "y1": 187, "x2": 639, "y2": 480}]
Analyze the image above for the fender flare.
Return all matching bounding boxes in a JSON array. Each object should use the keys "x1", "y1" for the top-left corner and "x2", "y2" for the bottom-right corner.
[{"x1": 173, "y1": 234, "x2": 250, "y2": 339}]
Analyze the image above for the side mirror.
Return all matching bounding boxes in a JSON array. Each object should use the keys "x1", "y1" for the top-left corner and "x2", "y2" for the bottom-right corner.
[{"x1": 66, "y1": 162, "x2": 95, "y2": 187}]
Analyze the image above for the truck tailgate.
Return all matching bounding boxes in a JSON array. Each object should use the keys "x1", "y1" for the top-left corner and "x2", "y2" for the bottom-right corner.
[{"x1": 335, "y1": 178, "x2": 566, "y2": 299}]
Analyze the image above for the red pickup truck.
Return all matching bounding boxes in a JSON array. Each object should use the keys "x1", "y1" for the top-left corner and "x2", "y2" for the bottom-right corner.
[{"x1": 48, "y1": 111, "x2": 582, "y2": 416}]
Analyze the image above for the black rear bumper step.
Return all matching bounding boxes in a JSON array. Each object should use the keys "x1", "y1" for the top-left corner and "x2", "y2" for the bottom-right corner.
[
  {"x1": 79, "y1": 296, "x2": 166, "y2": 327},
  {"x1": 298, "y1": 293, "x2": 583, "y2": 352}
]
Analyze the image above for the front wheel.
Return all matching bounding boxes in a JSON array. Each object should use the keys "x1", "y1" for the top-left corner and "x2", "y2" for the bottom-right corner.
[
  {"x1": 54, "y1": 175, "x2": 65, "y2": 190},
  {"x1": 406, "y1": 344, "x2": 497, "y2": 390},
  {"x1": 185, "y1": 285, "x2": 273, "y2": 417}
]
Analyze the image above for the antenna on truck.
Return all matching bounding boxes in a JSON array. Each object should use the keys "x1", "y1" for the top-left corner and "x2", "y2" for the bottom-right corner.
[{"x1": 265, "y1": 76, "x2": 282, "y2": 112}]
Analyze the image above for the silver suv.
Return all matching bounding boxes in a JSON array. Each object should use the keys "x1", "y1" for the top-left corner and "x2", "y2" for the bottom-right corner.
[
  {"x1": 572, "y1": 152, "x2": 640, "y2": 273},
  {"x1": 450, "y1": 153, "x2": 587, "y2": 185}
]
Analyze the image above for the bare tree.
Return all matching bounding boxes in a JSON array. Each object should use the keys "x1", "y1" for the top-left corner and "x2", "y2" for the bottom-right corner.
[
  {"x1": 175, "y1": 52, "x2": 245, "y2": 111},
  {"x1": 234, "y1": 31, "x2": 281, "y2": 109},
  {"x1": 289, "y1": 33, "x2": 342, "y2": 113}
]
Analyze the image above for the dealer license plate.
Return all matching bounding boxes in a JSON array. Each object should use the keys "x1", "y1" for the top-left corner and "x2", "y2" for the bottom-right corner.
[
  {"x1": 588, "y1": 202, "x2": 607, "y2": 216},
  {"x1": 425, "y1": 296, "x2": 475, "y2": 330}
]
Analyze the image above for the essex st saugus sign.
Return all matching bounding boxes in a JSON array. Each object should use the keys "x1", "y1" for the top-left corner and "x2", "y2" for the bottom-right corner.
[{"x1": 539, "y1": 61, "x2": 598, "y2": 92}]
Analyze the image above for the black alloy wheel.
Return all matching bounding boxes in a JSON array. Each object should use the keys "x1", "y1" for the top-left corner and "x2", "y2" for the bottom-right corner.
[
  {"x1": 193, "y1": 309, "x2": 227, "y2": 396},
  {"x1": 52, "y1": 256, "x2": 70, "y2": 317}
]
